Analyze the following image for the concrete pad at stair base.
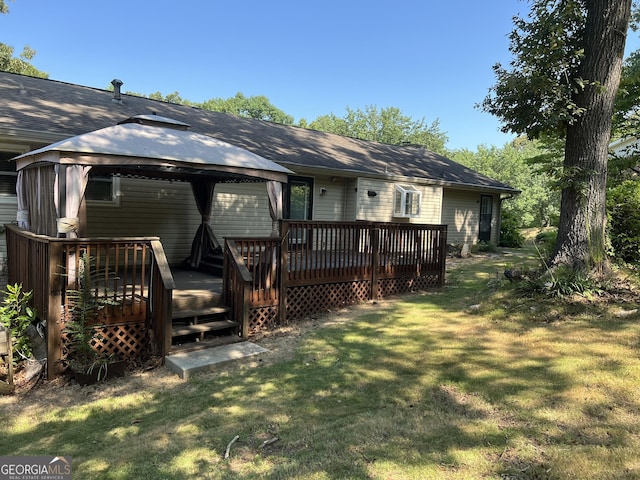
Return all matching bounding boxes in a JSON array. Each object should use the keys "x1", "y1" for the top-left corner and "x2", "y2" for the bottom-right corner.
[{"x1": 165, "y1": 342, "x2": 269, "y2": 379}]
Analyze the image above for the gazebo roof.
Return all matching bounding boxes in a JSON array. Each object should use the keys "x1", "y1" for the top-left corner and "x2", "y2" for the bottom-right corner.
[{"x1": 13, "y1": 115, "x2": 293, "y2": 183}]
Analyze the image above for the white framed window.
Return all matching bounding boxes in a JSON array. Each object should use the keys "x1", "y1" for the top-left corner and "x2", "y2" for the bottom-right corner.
[
  {"x1": 393, "y1": 184, "x2": 421, "y2": 218},
  {"x1": 86, "y1": 174, "x2": 120, "y2": 205}
]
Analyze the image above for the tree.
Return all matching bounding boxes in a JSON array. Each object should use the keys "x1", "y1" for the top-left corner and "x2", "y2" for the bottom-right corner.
[
  {"x1": 308, "y1": 105, "x2": 448, "y2": 154},
  {"x1": 451, "y1": 138, "x2": 560, "y2": 228},
  {"x1": 0, "y1": 0, "x2": 48, "y2": 78},
  {"x1": 201, "y1": 92, "x2": 294, "y2": 125},
  {"x1": 482, "y1": 0, "x2": 632, "y2": 271}
]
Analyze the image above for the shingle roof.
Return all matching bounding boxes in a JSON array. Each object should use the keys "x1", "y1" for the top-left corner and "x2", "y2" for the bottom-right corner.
[{"x1": 0, "y1": 72, "x2": 518, "y2": 193}]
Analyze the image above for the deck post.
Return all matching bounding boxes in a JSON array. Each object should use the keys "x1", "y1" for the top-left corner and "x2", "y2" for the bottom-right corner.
[
  {"x1": 439, "y1": 226, "x2": 448, "y2": 286},
  {"x1": 370, "y1": 227, "x2": 380, "y2": 300},
  {"x1": 278, "y1": 221, "x2": 288, "y2": 324},
  {"x1": 47, "y1": 241, "x2": 64, "y2": 379}
]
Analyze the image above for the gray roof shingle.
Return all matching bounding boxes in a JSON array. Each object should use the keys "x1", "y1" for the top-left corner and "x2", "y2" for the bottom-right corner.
[{"x1": 0, "y1": 72, "x2": 518, "y2": 193}]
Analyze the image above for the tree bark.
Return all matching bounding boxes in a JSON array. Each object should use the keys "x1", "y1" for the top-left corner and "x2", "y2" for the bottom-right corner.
[{"x1": 553, "y1": 0, "x2": 631, "y2": 271}]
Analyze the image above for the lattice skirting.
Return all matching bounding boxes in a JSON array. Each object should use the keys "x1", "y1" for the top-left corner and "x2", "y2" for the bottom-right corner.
[
  {"x1": 377, "y1": 274, "x2": 441, "y2": 298},
  {"x1": 249, "y1": 306, "x2": 280, "y2": 333},
  {"x1": 286, "y1": 280, "x2": 371, "y2": 321},
  {"x1": 61, "y1": 322, "x2": 148, "y2": 368}
]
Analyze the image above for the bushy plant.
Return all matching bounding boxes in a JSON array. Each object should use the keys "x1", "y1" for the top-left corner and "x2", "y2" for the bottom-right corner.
[
  {"x1": 499, "y1": 210, "x2": 525, "y2": 247},
  {"x1": 607, "y1": 180, "x2": 640, "y2": 263},
  {"x1": 517, "y1": 265, "x2": 606, "y2": 299},
  {"x1": 0, "y1": 283, "x2": 37, "y2": 363},
  {"x1": 64, "y1": 253, "x2": 119, "y2": 378}
]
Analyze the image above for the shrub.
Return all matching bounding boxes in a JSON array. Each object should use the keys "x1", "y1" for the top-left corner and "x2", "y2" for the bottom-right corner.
[
  {"x1": 517, "y1": 265, "x2": 605, "y2": 299},
  {"x1": 607, "y1": 180, "x2": 640, "y2": 263},
  {"x1": 499, "y1": 211, "x2": 525, "y2": 248},
  {"x1": 0, "y1": 283, "x2": 37, "y2": 362}
]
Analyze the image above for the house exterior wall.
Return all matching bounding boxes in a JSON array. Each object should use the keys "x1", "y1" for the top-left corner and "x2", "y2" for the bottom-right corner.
[
  {"x1": 354, "y1": 178, "x2": 442, "y2": 224},
  {"x1": 441, "y1": 189, "x2": 500, "y2": 245},
  {"x1": 88, "y1": 179, "x2": 279, "y2": 265},
  {"x1": 87, "y1": 178, "x2": 201, "y2": 264}
]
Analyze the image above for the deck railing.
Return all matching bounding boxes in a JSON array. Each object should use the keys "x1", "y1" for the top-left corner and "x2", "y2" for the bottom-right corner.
[
  {"x1": 224, "y1": 221, "x2": 447, "y2": 329},
  {"x1": 5, "y1": 225, "x2": 174, "y2": 378}
]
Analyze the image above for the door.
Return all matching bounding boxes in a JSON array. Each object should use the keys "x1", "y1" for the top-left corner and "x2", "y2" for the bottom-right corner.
[
  {"x1": 286, "y1": 176, "x2": 314, "y2": 246},
  {"x1": 479, "y1": 195, "x2": 493, "y2": 242}
]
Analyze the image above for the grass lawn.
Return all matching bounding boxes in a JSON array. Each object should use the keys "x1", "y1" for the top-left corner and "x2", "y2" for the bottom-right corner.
[{"x1": 2, "y1": 245, "x2": 640, "y2": 479}]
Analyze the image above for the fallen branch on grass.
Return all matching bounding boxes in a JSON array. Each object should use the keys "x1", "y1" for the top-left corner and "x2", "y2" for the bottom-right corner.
[{"x1": 224, "y1": 435, "x2": 240, "y2": 459}]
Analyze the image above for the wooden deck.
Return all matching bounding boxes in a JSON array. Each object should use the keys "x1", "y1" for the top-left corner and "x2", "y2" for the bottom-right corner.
[{"x1": 6, "y1": 221, "x2": 447, "y2": 379}]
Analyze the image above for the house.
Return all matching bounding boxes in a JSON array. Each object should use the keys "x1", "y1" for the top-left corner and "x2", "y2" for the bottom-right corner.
[
  {"x1": 0, "y1": 72, "x2": 519, "y2": 378},
  {"x1": 0, "y1": 71, "x2": 518, "y2": 269}
]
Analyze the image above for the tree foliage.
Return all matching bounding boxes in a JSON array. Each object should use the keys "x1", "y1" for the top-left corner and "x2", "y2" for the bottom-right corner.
[
  {"x1": 0, "y1": 0, "x2": 48, "y2": 78},
  {"x1": 607, "y1": 179, "x2": 640, "y2": 263},
  {"x1": 482, "y1": 0, "x2": 587, "y2": 140},
  {"x1": 482, "y1": 0, "x2": 632, "y2": 271},
  {"x1": 0, "y1": 43, "x2": 48, "y2": 78},
  {"x1": 308, "y1": 105, "x2": 448, "y2": 154},
  {"x1": 201, "y1": 92, "x2": 294, "y2": 124},
  {"x1": 451, "y1": 137, "x2": 560, "y2": 228}
]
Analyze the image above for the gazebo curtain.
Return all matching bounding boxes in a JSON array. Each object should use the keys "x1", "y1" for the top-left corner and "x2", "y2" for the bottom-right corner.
[
  {"x1": 188, "y1": 179, "x2": 220, "y2": 268},
  {"x1": 267, "y1": 180, "x2": 283, "y2": 237},
  {"x1": 16, "y1": 164, "x2": 91, "y2": 238},
  {"x1": 16, "y1": 165, "x2": 57, "y2": 236},
  {"x1": 54, "y1": 165, "x2": 92, "y2": 238}
]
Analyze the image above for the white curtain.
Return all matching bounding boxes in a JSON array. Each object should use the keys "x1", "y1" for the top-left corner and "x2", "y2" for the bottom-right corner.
[
  {"x1": 16, "y1": 170, "x2": 30, "y2": 230},
  {"x1": 267, "y1": 180, "x2": 283, "y2": 237},
  {"x1": 54, "y1": 165, "x2": 92, "y2": 238},
  {"x1": 18, "y1": 166, "x2": 57, "y2": 236}
]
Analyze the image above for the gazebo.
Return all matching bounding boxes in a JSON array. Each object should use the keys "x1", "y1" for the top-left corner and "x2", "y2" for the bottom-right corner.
[{"x1": 7, "y1": 114, "x2": 292, "y2": 377}]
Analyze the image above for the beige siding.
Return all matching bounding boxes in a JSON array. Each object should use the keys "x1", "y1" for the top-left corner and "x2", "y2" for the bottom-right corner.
[
  {"x1": 88, "y1": 179, "x2": 277, "y2": 264},
  {"x1": 344, "y1": 179, "x2": 358, "y2": 221},
  {"x1": 212, "y1": 182, "x2": 272, "y2": 239},
  {"x1": 441, "y1": 190, "x2": 482, "y2": 245},
  {"x1": 0, "y1": 198, "x2": 17, "y2": 268},
  {"x1": 87, "y1": 178, "x2": 201, "y2": 264},
  {"x1": 312, "y1": 175, "x2": 346, "y2": 221},
  {"x1": 355, "y1": 178, "x2": 442, "y2": 224}
]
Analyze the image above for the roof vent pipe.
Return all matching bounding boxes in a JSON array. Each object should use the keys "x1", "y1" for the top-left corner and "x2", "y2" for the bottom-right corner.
[{"x1": 111, "y1": 78, "x2": 123, "y2": 103}]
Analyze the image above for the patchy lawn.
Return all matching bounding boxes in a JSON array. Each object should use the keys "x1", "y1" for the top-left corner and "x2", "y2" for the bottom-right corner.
[{"x1": 1, "y1": 247, "x2": 640, "y2": 479}]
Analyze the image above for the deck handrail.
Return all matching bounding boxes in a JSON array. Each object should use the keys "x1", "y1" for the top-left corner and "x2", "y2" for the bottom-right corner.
[
  {"x1": 224, "y1": 221, "x2": 447, "y2": 326},
  {"x1": 4, "y1": 224, "x2": 174, "y2": 377},
  {"x1": 223, "y1": 239, "x2": 253, "y2": 338}
]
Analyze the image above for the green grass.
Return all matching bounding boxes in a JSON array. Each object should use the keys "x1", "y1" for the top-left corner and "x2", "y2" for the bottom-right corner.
[{"x1": 2, "y1": 245, "x2": 640, "y2": 479}]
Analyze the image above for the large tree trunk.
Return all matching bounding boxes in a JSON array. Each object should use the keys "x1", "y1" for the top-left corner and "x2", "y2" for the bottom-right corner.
[{"x1": 553, "y1": 0, "x2": 631, "y2": 271}]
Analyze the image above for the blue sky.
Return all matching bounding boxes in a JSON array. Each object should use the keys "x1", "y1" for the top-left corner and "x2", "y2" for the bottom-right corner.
[{"x1": 2, "y1": 1, "x2": 639, "y2": 151}]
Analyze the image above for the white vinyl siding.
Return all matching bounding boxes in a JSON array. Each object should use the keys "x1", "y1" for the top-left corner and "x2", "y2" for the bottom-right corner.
[
  {"x1": 355, "y1": 178, "x2": 441, "y2": 223},
  {"x1": 441, "y1": 189, "x2": 483, "y2": 245}
]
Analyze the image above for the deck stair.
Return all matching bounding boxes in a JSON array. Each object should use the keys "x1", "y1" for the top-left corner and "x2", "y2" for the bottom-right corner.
[{"x1": 170, "y1": 268, "x2": 240, "y2": 354}]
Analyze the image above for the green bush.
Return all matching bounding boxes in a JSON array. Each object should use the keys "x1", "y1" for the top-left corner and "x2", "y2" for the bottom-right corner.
[
  {"x1": 517, "y1": 265, "x2": 606, "y2": 299},
  {"x1": 499, "y1": 211, "x2": 525, "y2": 248},
  {"x1": 0, "y1": 283, "x2": 37, "y2": 363},
  {"x1": 607, "y1": 180, "x2": 640, "y2": 263}
]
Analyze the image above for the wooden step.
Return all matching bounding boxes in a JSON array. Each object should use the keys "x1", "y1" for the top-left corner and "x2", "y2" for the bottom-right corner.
[
  {"x1": 172, "y1": 319, "x2": 238, "y2": 337},
  {"x1": 172, "y1": 306, "x2": 230, "y2": 322}
]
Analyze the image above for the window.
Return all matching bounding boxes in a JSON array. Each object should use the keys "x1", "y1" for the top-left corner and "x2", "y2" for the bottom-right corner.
[
  {"x1": 393, "y1": 184, "x2": 421, "y2": 218},
  {"x1": 85, "y1": 173, "x2": 119, "y2": 203},
  {"x1": 0, "y1": 151, "x2": 18, "y2": 197}
]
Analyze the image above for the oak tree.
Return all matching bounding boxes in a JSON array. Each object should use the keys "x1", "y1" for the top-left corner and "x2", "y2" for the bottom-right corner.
[{"x1": 482, "y1": 0, "x2": 632, "y2": 271}]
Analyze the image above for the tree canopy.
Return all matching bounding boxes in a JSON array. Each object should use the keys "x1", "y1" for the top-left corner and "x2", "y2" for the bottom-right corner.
[
  {"x1": 0, "y1": 0, "x2": 48, "y2": 78},
  {"x1": 452, "y1": 138, "x2": 560, "y2": 228},
  {"x1": 308, "y1": 105, "x2": 448, "y2": 154},
  {"x1": 201, "y1": 92, "x2": 294, "y2": 125},
  {"x1": 483, "y1": 0, "x2": 632, "y2": 271}
]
